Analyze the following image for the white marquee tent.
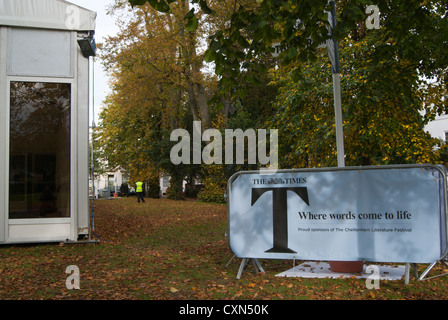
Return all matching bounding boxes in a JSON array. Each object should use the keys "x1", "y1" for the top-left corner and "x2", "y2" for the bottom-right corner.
[{"x1": 0, "y1": 0, "x2": 96, "y2": 243}]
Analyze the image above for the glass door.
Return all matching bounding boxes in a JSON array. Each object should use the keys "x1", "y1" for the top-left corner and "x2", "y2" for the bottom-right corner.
[{"x1": 9, "y1": 81, "x2": 71, "y2": 220}]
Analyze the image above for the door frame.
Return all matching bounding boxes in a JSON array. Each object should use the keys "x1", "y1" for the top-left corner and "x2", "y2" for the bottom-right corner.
[{"x1": 4, "y1": 75, "x2": 78, "y2": 243}]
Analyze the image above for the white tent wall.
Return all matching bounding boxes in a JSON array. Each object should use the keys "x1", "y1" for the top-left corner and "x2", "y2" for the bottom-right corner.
[
  {"x1": 0, "y1": 27, "x2": 7, "y2": 243},
  {"x1": 0, "y1": 0, "x2": 96, "y2": 244},
  {"x1": 0, "y1": 0, "x2": 96, "y2": 31},
  {"x1": 76, "y1": 31, "x2": 91, "y2": 239}
]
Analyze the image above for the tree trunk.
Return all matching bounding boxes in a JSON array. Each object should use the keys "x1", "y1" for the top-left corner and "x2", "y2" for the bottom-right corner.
[{"x1": 195, "y1": 82, "x2": 211, "y2": 129}]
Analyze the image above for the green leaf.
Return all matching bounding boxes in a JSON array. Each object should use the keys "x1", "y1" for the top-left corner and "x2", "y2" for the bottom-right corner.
[
  {"x1": 147, "y1": 0, "x2": 170, "y2": 13},
  {"x1": 185, "y1": 14, "x2": 199, "y2": 32},
  {"x1": 237, "y1": 35, "x2": 250, "y2": 49},
  {"x1": 204, "y1": 49, "x2": 216, "y2": 62},
  {"x1": 198, "y1": 0, "x2": 215, "y2": 15},
  {"x1": 286, "y1": 46, "x2": 298, "y2": 59},
  {"x1": 156, "y1": 0, "x2": 171, "y2": 12},
  {"x1": 184, "y1": 8, "x2": 195, "y2": 19},
  {"x1": 204, "y1": 40, "x2": 221, "y2": 62},
  {"x1": 129, "y1": 0, "x2": 147, "y2": 6}
]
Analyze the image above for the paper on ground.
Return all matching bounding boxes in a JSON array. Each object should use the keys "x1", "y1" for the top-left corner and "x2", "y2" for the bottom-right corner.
[{"x1": 276, "y1": 261, "x2": 405, "y2": 280}]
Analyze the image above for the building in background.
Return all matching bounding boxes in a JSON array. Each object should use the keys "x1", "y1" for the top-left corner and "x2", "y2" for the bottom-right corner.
[{"x1": 425, "y1": 113, "x2": 448, "y2": 144}]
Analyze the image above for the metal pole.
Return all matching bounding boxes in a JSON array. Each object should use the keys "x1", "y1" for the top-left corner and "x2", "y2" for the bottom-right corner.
[
  {"x1": 329, "y1": 0, "x2": 345, "y2": 167},
  {"x1": 333, "y1": 72, "x2": 345, "y2": 167}
]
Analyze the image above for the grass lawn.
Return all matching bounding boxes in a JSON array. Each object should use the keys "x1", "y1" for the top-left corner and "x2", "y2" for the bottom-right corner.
[{"x1": 1, "y1": 197, "x2": 448, "y2": 302}]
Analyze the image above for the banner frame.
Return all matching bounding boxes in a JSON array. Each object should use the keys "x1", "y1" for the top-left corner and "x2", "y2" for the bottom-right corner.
[{"x1": 227, "y1": 164, "x2": 448, "y2": 281}]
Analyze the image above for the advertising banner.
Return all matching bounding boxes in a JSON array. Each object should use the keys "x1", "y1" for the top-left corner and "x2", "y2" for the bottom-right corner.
[{"x1": 227, "y1": 165, "x2": 447, "y2": 263}]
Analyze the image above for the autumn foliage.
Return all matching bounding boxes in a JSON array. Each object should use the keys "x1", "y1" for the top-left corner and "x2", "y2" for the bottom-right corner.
[{"x1": 97, "y1": 0, "x2": 448, "y2": 199}]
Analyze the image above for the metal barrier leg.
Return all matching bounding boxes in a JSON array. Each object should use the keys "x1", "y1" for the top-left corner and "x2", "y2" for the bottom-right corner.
[
  {"x1": 225, "y1": 255, "x2": 236, "y2": 268},
  {"x1": 236, "y1": 258, "x2": 249, "y2": 279},
  {"x1": 236, "y1": 258, "x2": 265, "y2": 279},
  {"x1": 405, "y1": 263, "x2": 410, "y2": 285},
  {"x1": 405, "y1": 263, "x2": 419, "y2": 284},
  {"x1": 253, "y1": 258, "x2": 266, "y2": 274},
  {"x1": 418, "y1": 261, "x2": 438, "y2": 280},
  {"x1": 418, "y1": 260, "x2": 448, "y2": 281}
]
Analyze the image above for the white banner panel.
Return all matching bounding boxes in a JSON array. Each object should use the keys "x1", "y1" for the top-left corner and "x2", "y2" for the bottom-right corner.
[{"x1": 227, "y1": 165, "x2": 447, "y2": 263}]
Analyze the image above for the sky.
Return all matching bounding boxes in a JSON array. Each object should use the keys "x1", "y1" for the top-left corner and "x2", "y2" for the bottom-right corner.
[{"x1": 68, "y1": 0, "x2": 119, "y2": 124}]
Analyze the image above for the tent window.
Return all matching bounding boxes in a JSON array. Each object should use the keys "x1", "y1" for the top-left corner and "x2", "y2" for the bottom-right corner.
[{"x1": 9, "y1": 82, "x2": 71, "y2": 219}]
